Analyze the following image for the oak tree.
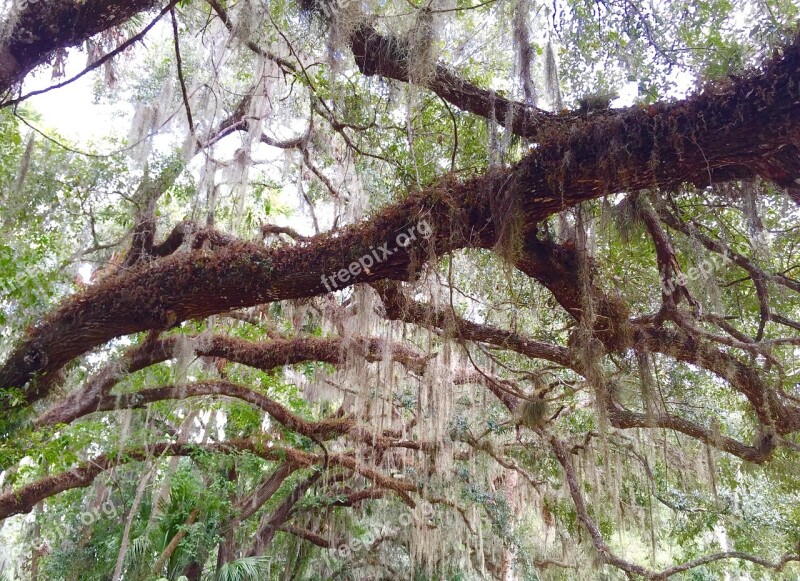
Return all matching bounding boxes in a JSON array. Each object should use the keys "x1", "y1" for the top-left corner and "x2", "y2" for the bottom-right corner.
[{"x1": 1, "y1": 0, "x2": 800, "y2": 578}]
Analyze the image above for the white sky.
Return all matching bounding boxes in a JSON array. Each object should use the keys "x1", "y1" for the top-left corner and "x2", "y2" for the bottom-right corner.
[{"x1": 20, "y1": 53, "x2": 125, "y2": 144}]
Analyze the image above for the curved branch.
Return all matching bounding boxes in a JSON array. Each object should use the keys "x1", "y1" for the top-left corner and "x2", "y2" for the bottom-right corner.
[
  {"x1": 4, "y1": 35, "x2": 800, "y2": 409},
  {"x1": 0, "y1": 439, "x2": 415, "y2": 521},
  {"x1": 279, "y1": 524, "x2": 331, "y2": 548},
  {"x1": 94, "y1": 380, "x2": 353, "y2": 439},
  {"x1": 652, "y1": 551, "x2": 800, "y2": 579},
  {"x1": 349, "y1": 24, "x2": 555, "y2": 140},
  {"x1": 634, "y1": 324, "x2": 800, "y2": 433},
  {"x1": 374, "y1": 281, "x2": 573, "y2": 369},
  {"x1": 607, "y1": 403, "x2": 776, "y2": 463},
  {"x1": 550, "y1": 436, "x2": 651, "y2": 577},
  {"x1": 550, "y1": 436, "x2": 800, "y2": 579},
  {"x1": 37, "y1": 333, "x2": 431, "y2": 428},
  {"x1": 0, "y1": 439, "x2": 298, "y2": 520}
]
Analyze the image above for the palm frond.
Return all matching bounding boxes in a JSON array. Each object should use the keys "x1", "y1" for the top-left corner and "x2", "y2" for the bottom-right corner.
[{"x1": 215, "y1": 556, "x2": 271, "y2": 581}]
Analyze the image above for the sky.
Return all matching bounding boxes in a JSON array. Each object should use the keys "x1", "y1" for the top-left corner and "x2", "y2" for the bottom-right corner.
[
  {"x1": 17, "y1": 19, "x2": 649, "y2": 146},
  {"x1": 21, "y1": 53, "x2": 127, "y2": 145}
]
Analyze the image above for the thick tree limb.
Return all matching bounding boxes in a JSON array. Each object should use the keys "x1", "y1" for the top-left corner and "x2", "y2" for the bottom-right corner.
[
  {"x1": 4, "y1": 33, "x2": 800, "y2": 413},
  {"x1": 237, "y1": 463, "x2": 298, "y2": 522},
  {"x1": 550, "y1": 436, "x2": 651, "y2": 576},
  {"x1": 633, "y1": 324, "x2": 800, "y2": 433},
  {"x1": 379, "y1": 280, "x2": 783, "y2": 461},
  {"x1": 512, "y1": 235, "x2": 800, "y2": 432},
  {"x1": 37, "y1": 333, "x2": 431, "y2": 428},
  {"x1": 0, "y1": 439, "x2": 415, "y2": 520},
  {"x1": 652, "y1": 551, "x2": 800, "y2": 579},
  {"x1": 0, "y1": 439, "x2": 294, "y2": 520}
]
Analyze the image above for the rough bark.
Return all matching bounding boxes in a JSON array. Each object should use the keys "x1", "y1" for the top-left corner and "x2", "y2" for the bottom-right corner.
[
  {"x1": 1, "y1": 3, "x2": 799, "y2": 576},
  {"x1": 36, "y1": 334, "x2": 429, "y2": 427},
  {"x1": 3, "y1": 35, "x2": 800, "y2": 408},
  {"x1": 0, "y1": 439, "x2": 416, "y2": 520},
  {"x1": 0, "y1": 0, "x2": 164, "y2": 95}
]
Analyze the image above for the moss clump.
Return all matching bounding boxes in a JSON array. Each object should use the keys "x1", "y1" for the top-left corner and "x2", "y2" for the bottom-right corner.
[{"x1": 515, "y1": 398, "x2": 549, "y2": 429}]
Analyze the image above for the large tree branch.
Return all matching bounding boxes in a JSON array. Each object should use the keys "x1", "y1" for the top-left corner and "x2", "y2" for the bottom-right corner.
[
  {"x1": 550, "y1": 436, "x2": 651, "y2": 577},
  {"x1": 376, "y1": 281, "x2": 785, "y2": 462},
  {"x1": 0, "y1": 439, "x2": 416, "y2": 520},
  {"x1": 511, "y1": 233, "x2": 800, "y2": 433},
  {"x1": 652, "y1": 551, "x2": 800, "y2": 579},
  {"x1": 278, "y1": 524, "x2": 332, "y2": 548},
  {"x1": 36, "y1": 333, "x2": 430, "y2": 428},
  {"x1": 0, "y1": 439, "x2": 300, "y2": 520},
  {"x1": 3, "y1": 35, "x2": 800, "y2": 409},
  {"x1": 0, "y1": 184, "x2": 483, "y2": 406},
  {"x1": 44, "y1": 377, "x2": 436, "y2": 458}
]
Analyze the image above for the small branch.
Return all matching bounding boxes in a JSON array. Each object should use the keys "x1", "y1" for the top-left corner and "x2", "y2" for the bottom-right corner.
[
  {"x1": 204, "y1": 0, "x2": 296, "y2": 73},
  {"x1": 652, "y1": 551, "x2": 800, "y2": 579},
  {"x1": 261, "y1": 224, "x2": 310, "y2": 242},
  {"x1": 302, "y1": 147, "x2": 341, "y2": 199},
  {"x1": 151, "y1": 507, "x2": 200, "y2": 574},
  {"x1": 550, "y1": 436, "x2": 651, "y2": 577},
  {"x1": 279, "y1": 524, "x2": 331, "y2": 548},
  {"x1": 170, "y1": 7, "x2": 195, "y2": 136}
]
